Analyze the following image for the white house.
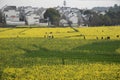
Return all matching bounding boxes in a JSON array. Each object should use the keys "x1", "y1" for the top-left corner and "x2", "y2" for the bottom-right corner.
[
  {"x1": 24, "y1": 6, "x2": 35, "y2": 14},
  {"x1": 25, "y1": 11, "x2": 48, "y2": 26},
  {"x1": 37, "y1": 8, "x2": 46, "y2": 19},
  {"x1": 4, "y1": 10, "x2": 19, "y2": 22},
  {"x1": 59, "y1": 19, "x2": 69, "y2": 26},
  {"x1": 67, "y1": 12, "x2": 79, "y2": 27},
  {"x1": 2, "y1": 6, "x2": 25, "y2": 25},
  {"x1": 57, "y1": 7, "x2": 84, "y2": 27},
  {"x1": 25, "y1": 12, "x2": 40, "y2": 25}
]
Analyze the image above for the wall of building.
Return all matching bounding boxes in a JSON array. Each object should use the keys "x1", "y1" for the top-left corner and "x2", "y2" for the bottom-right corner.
[
  {"x1": 26, "y1": 14, "x2": 40, "y2": 25},
  {"x1": 4, "y1": 10, "x2": 20, "y2": 22},
  {"x1": 38, "y1": 23, "x2": 48, "y2": 26},
  {"x1": 3, "y1": 9, "x2": 26, "y2": 25},
  {"x1": 6, "y1": 21, "x2": 25, "y2": 25},
  {"x1": 69, "y1": 16, "x2": 78, "y2": 24}
]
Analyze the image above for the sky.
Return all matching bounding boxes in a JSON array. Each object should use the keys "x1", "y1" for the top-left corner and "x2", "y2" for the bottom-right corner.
[{"x1": 0, "y1": 0, "x2": 120, "y2": 9}]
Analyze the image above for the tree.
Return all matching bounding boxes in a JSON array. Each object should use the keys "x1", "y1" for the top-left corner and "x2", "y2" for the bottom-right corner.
[
  {"x1": 44, "y1": 8, "x2": 60, "y2": 26},
  {"x1": 103, "y1": 15, "x2": 111, "y2": 26},
  {"x1": 68, "y1": 20, "x2": 72, "y2": 27},
  {"x1": 106, "y1": 4, "x2": 120, "y2": 26},
  {"x1": 84, "y1": 10, "x2": 93, "y2": 15},
  {"x1": 0, "y1": 10, "x2": 2, "y2": 23}
]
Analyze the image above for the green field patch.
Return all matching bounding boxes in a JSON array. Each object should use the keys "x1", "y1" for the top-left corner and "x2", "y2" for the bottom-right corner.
[
  {"x1": 0, "y1": 26, "x2": 120, "y2": 79},
  {"x1": 0, "y1": 38, "x2": 119, "y2": 68}
]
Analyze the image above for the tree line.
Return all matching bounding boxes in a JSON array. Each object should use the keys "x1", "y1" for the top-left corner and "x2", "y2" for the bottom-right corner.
[{"x1": 86, "y1": 4, "x2": 120, "y2": 26}]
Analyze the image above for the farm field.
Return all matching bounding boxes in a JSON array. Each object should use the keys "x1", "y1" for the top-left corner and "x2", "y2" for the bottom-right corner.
[
  {"x1": 0, "y1": 26, "x2": 120, "y2": 80},
  {"x1": 0, "y1": 26, "x2": 120, "y2": 39}
]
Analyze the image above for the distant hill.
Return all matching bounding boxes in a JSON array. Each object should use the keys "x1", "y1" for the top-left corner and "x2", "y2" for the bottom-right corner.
[{"x1": 92, "y1": 7, "x2": 110, "y2": 12}]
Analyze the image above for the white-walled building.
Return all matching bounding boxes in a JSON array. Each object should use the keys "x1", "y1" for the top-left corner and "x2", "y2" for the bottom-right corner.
[
  {"x1": 37, "y1": 8, "x2": 46, "y2": 19},
  {"x1": 67, "y1": 12, "x2": 79, "y2": 26},
  {"x1": 56, "y1": 6, "x2": 85, "y2": 27},
  {"x1": 4, "y1": 10, "x2": 19, "y2": 22},
  {"x1": 25, "y1": 12, "x2": 40, "y2": 25},
  {"x1": 25, "y1": 9, "x2": 48, "y2": 26},
  {"x1": 59, "y1": 19, "x2": 69, "y2": 26},
  {"x1": 2, "y1": 6, "x2": 25, "y2": 25},
  {"x1": 23, "y1": 6, "x2": 48, "y2": 26},
  {"x1": 24, "y1": 6, "x2": 35, "y2": 14}
]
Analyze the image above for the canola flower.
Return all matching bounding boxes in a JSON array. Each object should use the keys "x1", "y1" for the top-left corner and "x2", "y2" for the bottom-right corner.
[
  {"x1": 2, "y1": 63, "x2": 120, "y2": 80},
  {"x1": 0, "y1": 26, "x2": 120, "y2": 80},
  {"x1": 0, "y1": 26, "x2": 120, "y2": 39}
]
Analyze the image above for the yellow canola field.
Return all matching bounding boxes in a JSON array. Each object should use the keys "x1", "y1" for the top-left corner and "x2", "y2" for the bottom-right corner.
[
  {"x1": 2, "y1": 63, "x2": 120, "y2": 80},
  {"x1": 77, "y1": 26, "x2": 120, "y2": 39},
  {"x1": 0, "y1": 26, "x2": 120, "y2": 39}
]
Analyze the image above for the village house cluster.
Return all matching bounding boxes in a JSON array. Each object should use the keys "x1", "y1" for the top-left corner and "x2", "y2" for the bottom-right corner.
[
  {"x1": 1, "y1": 5, "x2": 48, "y2": 26},
  {"x1": 0, "y1": 5, "x2": 106, "y2": 27},
  {"x1": 56, "y1": 6, "x2": 84, "y2": 27}
]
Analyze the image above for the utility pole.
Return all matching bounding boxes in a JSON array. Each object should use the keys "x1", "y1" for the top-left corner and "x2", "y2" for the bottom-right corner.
[{"x1": 63, "y1": 0, "x2": 66, "y2": 7}]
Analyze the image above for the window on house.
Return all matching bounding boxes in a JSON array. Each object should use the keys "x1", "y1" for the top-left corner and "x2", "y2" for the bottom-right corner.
[
  {"x1": 6, "y1": 15, "x2": 8, "y2": 17},
  {"x1": 11, "y1": 16, "x2": 16, "y2": 18},
  {"x1": 34, "y1": 17, "x2": 39, "y2": 19},
  {"x1": 39, "y1": 19, "x2": 47, "y2": 23}
]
